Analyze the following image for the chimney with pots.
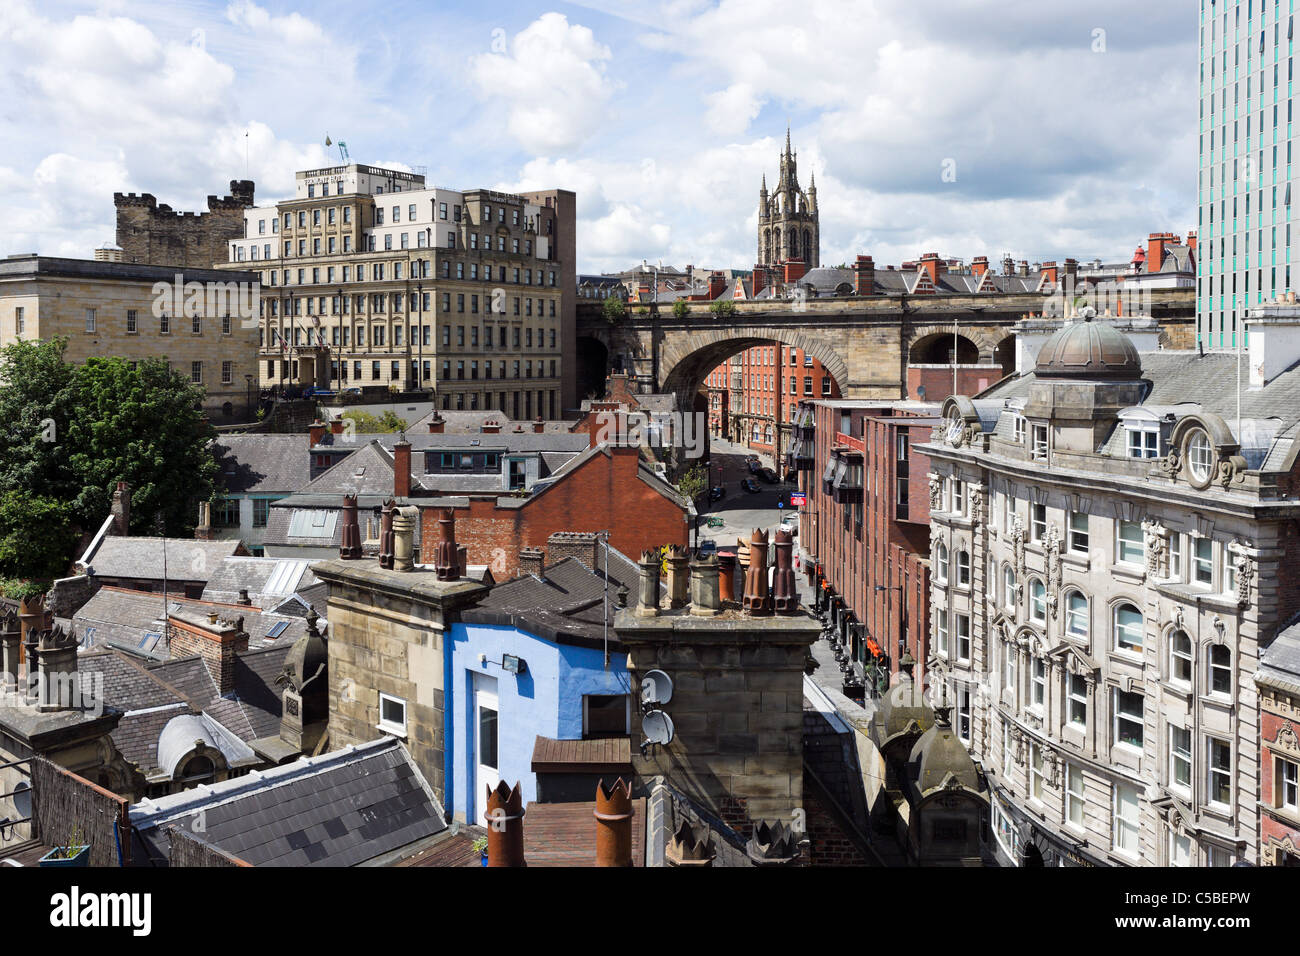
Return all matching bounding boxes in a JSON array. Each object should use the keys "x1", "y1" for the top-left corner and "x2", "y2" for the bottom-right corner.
[
  {"x1": 480, "y1": 420, "x2": 501, "y2": 434},
  {"x1": 689, "y1": 554, "x2": 720, "y2": 616},
  {"x1": 919, "y1": 253, "x2": 941, "y2": 287},
  {"x1": 1017, "y1": 260, "x2": 1029, "y2": 277},
  {"x1": 772, "y1": 528, "x2": 798, "y2": 613},
  {"x1": 971, "y1": 256, "x2": 989, "y2": 278},
  {"x1": 594, "y1": 778, "x2": 633, "y2": 867},
  {"x1": 0, "y1": 610, "x2": 20, "y2": 694},
  {"x1": 546, "y1": 531, "x2": 600, "y2": 570},
  {"x1": 167, "y1": 610, "x2": 249, "y2": 696},
  {"x1": 426, "y1": 412, "x2": 445, "y2": 434},
  {"x1": 110, "y1": 481, "x2": 131, "y2": 536},
  {"x1": 852, "y1": 255, "x2": 875, "y2": 295},
  {"x1": 635, "y1": 550, "x2": 660, "y2": 617},
  {"x1": 532, "y1": 418, "x2": 545, "y2": 434},
  {"x1": 783, "y1": 259, "x2": 806, "y2": 284},
  {"x1": 485, "y1": 781, "x2": 526, "y2": 867},
  {"x1": 666, "y1": 820, "x2": 715, "y2": 866},
  {"x1": 708, "y1": 271, "x2": 727, "y2": 300},
  {"x1": 742, "y1": 529, "x2": 772, "y2": 615},
  {"x1": 1001, "y1": 255, "x2": 1015, "y2": 276},
  {"x1": 237, "y1": 588, "x2": 252, "y2": 606},
  {"x1": 664, "y1": 546, "x2": 689, "y2": 609},
  {"x1": 393, "y1": 438, "x2": 411, "y2": 498},
  {"x1": 752, "y1": 264, "x2": 767, "y2": 296},
  {"x1": 1040, "y1": 261, "x2": 1059, "y2": 288},
  {"x1": 339, "y1": 495, "x2": 361, "y2": 559},
  {"x1": 1062, "y1": 258, "x2": 1079, "y2": 285},
  {"x1": 392, "y1": 507, "x2": 416, "y2": 571},
  {"x1": 378, "y1": 498, "x2": 396, "y2": 570},
  {"x1": 309, "y1": 420, "x2": 327, "y2": 447},
  {"x1": 329, "y1": 418, "x2": 345, "y2": 437},
  {"x1": 195, "y1": 501, "x2": 214, "y2": 541},
  {"x1": 432, "y1": 508, "x2": 460, "y2": 581},
  {"x1": 518, "y1": 546, "x2": 545, "y2": 579},
  {"x1": 34, "y1": 624, "x2": 81, "y2": 712}
]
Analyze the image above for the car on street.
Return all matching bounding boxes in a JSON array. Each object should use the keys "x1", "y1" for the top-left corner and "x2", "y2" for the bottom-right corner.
[
  {"x1": 746, "y1": 459, "x2": 761, "y2": 474},
  {"x1": 698, "y1": 539, "x2": 717, "y2": 556},
  {"x1": 741, "y1": 478, "x2": 760, "y2": 493},
  {"x1": 709, "y1": 486, "x2": 725, "y2": 501},
  {"x1": 780, "y1": 515, "x2": 798, "y2": 537},
  {"x1": 758, "y1": 467, "x2": 778, "y2": 484}
]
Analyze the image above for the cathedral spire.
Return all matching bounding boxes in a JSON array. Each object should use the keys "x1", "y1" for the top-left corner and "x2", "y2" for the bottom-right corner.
[{"x1": 785, "y1": 125, "x2": 791, "y2": 157}]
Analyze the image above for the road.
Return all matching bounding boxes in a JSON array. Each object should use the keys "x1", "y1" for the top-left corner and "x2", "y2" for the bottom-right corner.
[{"x1": 692, "y1": 437, "x2": 799, "y2": 554}]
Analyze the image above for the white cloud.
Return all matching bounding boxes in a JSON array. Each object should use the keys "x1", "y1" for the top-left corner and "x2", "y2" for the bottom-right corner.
[{"x1": 468, "y1": 13, "x2": 617, "y2": 153}]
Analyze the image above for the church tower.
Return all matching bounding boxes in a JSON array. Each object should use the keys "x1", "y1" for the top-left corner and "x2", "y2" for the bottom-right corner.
[{"x1": 757, "y1": 128, "x2": 820, "y2": 269}]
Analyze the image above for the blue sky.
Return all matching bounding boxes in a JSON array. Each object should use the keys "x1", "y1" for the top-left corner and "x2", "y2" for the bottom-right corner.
[{"x1": 0, "y1": 0, "x2": 1198, "y2": 273}]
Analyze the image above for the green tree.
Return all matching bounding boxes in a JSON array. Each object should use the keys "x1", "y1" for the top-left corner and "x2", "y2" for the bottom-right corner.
[
  {"x1": 0, "y1": 340, "x2": 218, "y2": 580},
  {"x1": 343, "y1": 409, "x2": 408, "y2": 434},
  {"x1": 677, "y1": 463, "x2": 708, "y2": 502},
  {"x1": 672, "y1": 299, "x2": 689, "y2": 318},
  {"x1": 708, "y1": 299, "x2": 736, "y2": 316},
  {"x1": 602, "y1": 295, "x2": 626, "y2": 323}
]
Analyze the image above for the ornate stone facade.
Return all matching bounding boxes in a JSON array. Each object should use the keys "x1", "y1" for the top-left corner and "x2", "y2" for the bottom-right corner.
[{"x1": 757, "y1": 130, "x2": 819, "y2": 269}]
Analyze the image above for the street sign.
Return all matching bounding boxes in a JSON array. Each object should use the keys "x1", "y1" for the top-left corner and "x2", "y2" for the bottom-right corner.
[
  {"x1": 777, "y1": 501, "x2": 784, "y2": 510},
  {"x1": 790, "y1": 492, "x2": 807, "y2": 506}
]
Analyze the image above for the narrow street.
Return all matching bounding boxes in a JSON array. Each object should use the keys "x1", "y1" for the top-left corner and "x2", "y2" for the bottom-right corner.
[{"x1": 692, "y1": 436, "x2": 799, "y2": 553}]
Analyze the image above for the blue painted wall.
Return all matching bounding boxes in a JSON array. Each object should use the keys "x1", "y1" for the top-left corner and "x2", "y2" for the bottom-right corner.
[{"x1": 446, "y1": 622, "x2": 630, "y2": 824}]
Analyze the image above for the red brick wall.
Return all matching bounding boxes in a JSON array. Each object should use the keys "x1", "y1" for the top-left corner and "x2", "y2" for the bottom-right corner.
[
  {"x1": 906, "y1": 364, "x2": 1005, "y2": 402},
  {"x1": 421, "y1": 445, "x2": 686, "y2": 578},
  {"x1": 803, "y1": 780, "x2": 868, "y2": 866},
  {"x1": 1261, "y1": 706, "x2": 1300, "y2": 858}
]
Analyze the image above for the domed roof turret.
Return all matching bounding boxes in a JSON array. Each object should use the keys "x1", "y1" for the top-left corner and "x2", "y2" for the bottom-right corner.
[
  {"x1": 869, "y1": 656, "x2": 933, "y2": 751},
  {"x1": 1034, "y1": 315, "x2": 1142, "y2": 380},
  {"x1": 906, "y1": 706, "x2": 982, "y2": 797}
]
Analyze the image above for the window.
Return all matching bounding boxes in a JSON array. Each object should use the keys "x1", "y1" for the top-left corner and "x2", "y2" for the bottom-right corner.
[
  {"x1": 956, "y1": 613, "x2": 971, "y2": 662},
  {"x1": 1113, "y1": 783, "x2": 1140, "y2": 857},
  {"x1": 583, "y1": 694, "x2": 629, "y2": 738},
  {"x1": 1126, "y1": 426, "x2": 1160, "y2": 458},
  {"x1": 14, "y1": 307, "x2": 23, "y2": 335},
  {"x1": 1065, "y1": 591, "x2": 1088, "y2": 639},
  {"x1": 190, "y1": 361, "x2": 202, "y2": 384},
  {"x1": 1004, "y1": 565, "x2": 1017, "y2": 610},
  {"x1": 1113, "y1": 689, "x2": 1144, "y2": 750},
  {"x1": 950, "y1": 478, "x2": 965, "y2": 515},
  {"x1": 84, "y1": 308, "x2": 96, "y2": 332},
  {"x1": 935, "y1": 541, "x2": 949, "y2": 583},
  {"x1": 221, "y1": 360, "x2": 232, "y2": 384},
  {"x1": 1031, "y1": 657, "x2": 1046, "y2": 710},
  {"x1": 1117, "y1": 521, "x2": 1144, "y2": 565},
  {"x1": 956, "y1": 549, "x2": 970, "y2": 587},
  {"x1": 1030, "y1": 579, "x2": 1046, "y2": 623},
  {"x1": 1170, "y1": 724, "x2": 1192, "y2": 791},
  {"x1": 1004, "y1": 642, "x2": 1017, "y2": 698},
  {"x1": 1068, "y1": 511, "x2": 1089, "y2": 553},
  {"x1": 1029, "y1": 743, "x2": 1046, "y2": 801},
  {"x1": 1188, "y1": 430, "x2": 1214, "y2": 482},
  {"x1": 1066, "y1": 763, "x2": 1086, "y2": 828},
  {"x1": 1031, "y1": 424, "x2": 1048, "y2": 459},
  {"x1": 1194, "y1": 537, "x2": 1213, "y2": 585},
  {"x1": 1170, "y1": 830, "x2": 1192, "y2": 867},
  {"x1": 1277, "y1": 756, "x2": 1299, "y2": 811},
  {"x1": 935, "y1": 608, "x2": 949, "y2": 657},
  {"x1": 1170, "y1": 630, "x2": 1193, "y2": 684},
  {"x1": 1209, "y1": 644, "x2": 1232, "y2": 696},
  {"x1": 956, "y1": 685, "x2": 972, "y2": 743},
  {"x1": 1207, "y1": 738, "x2": 1233, "y2": 808},
  {"x1": 252, "y1": 498, "x2": 271, "y2": 528},
  {"x1": 1113, "y1": 602, "x2": 1143, "y2": 654},
  {"x1": 1013, "y1": 414, "x2": 1026, "y2": 444},
  {"x1": 126, "y1": 309, "x2": 137, "y2": 333},
  {"x1": 1168, "y1": 533, "x2": 1183, "y2": 580},
  {"x1": 1030, "y1": 502, "x2": 1046, "y2": 541},
  {"x1": 378, "y1": 693, "x2": 407, "y2": 736},
  {"x1": 1068, "y1": 675, "x2": 1087, "y2": 727}
]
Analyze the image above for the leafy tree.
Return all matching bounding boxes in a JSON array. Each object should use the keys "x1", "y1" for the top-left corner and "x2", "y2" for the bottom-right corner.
[
  {"x1": 677, "y1": 463, "x2": 708, "y2": 502},
  {"x1": 343, "y1": 409, "x2": 408, "y2": 434},
  {"x1": 708, "y1": 299, "x2": 736, "y2": 316},
  {"x1": 672, "y1": 299, "x2": 689, "y2": 318},
  {"x1": 0, "y1": 340, "x2": 218, "y2": 580},
  {"x1": 602, "y1": 295, "x2": 626, "y2": 323}
]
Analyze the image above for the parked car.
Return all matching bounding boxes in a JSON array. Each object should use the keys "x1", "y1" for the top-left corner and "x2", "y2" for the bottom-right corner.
[
  {"x1": 741, "y1": 478, "x2": 760, "y2": 494},
  {"x1": 698, "y1": 539, "x2": 717, "y2": 556},
  {"x1": 747, "y1": 459, "x2": 761, "y2": 474},
  {"x1": 758, "y1": 467, "x2": 779, "y2": 484},
  {"x1": 709, "y1": 486, "x2": 725, "y2": 501},
  {"x1": 303, "y1": 386, "x2": 335, "y2": 399},
  {"x1": 780, "y1": 515, "x2": 798, "y2": 537}
]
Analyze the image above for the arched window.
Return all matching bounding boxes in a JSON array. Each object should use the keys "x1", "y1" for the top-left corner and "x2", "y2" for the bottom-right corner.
[
  {"x1": 1209, "y1": 644, "x2": 1232, "y2": 696},
  {"x1": 956, "y1": 549, "x2": 971, "y2": 587},
  {"x1": 1065, "y1": 590, "x2": 1089, "y2": 639},
  {"x1": 178, "y1": 755, "x2": 216, "y2": 786},
  {"x1": 1004, "y1": 565, "x2": 1017, "y2": 610},
  {"x1": 1170, "y1": 630, "x2": 1193, "y2": 684},
  {"x1": 936, "y1": 542, "x2": 949, "y2": 583},
  {"x1": 1188, "y1": 430, "x2": 1214, "y2": 482},
  {"x1": 1030, "y1": 579, "x2": 1047, "y2": 623},
  {"x1": 1113, "y1": 602, "x2": 1144, "y2": 654}
]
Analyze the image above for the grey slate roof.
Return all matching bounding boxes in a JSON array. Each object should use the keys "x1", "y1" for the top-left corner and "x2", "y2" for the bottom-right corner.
[
  {"x1": 200, "y1": 556, "x2": 319, "y2": 608},
  {"x1": 468, "y1": 554, "x2": 638, "y2": 644},
  {"x1": 129, "y1": 738, "x2": 447, "y2": 867},
  {"x1": 211, "y1": 434, "x2": 312, "y2": 495},
  {"x1": 80, "y1": 537, "x2": 245, "y2": 582},
  {"x1": 1259, "y1": 623, "x2": 1300, "y2": 696}
]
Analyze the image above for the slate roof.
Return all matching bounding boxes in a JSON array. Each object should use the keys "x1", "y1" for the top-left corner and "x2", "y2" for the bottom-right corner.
[
  {"x1": 200, "y1": 556, "x2": 319, "y2": 608},
  {"x1": 467, "y1": 554, "x2": 638, "y2": 645},
  {"x1": 1258, "y1": 623, "x2": 1300, "y2": 696},
  {"x1": 80, "y1": 538, "x2": 245, "y2": 582},
  {"x1": 211, "y1": 434, "x2": 312, "y2": 495},
  {"x1": 129, "y1": 738, "x2": 447, "y2": 867}
]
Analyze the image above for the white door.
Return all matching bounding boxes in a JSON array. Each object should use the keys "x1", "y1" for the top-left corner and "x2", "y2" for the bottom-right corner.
[{"x1": 474, "y1": 674, "x2": 500, "y2": 826}]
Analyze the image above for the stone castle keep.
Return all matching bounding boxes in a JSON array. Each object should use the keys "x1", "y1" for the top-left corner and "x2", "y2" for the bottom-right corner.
[{"x1": 114, "y1": 180, "x2": 255, "y2": 269}]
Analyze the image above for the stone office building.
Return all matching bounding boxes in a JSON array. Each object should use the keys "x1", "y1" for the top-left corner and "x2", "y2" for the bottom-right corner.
[
  {"x1": 218, "y1": 164, "x2": 575, "y2": 418},
  {"x1": 922, "y1": 309, "x2": 1300, "y2": 866}
]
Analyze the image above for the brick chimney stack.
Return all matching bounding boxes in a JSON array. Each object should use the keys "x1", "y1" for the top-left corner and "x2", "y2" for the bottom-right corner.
[
  {"x1": 339, "y1": 494, "x2": 361, "y2": 559},
  {"x1": 110, "y1": 481, "x2": 131, "y2": 536},
  {"x1": 167, "y1": 611, "x2": 249, "y2": 696},
  {"x1": 547, "y1": 531, "x2": 600, "y2": 569},
  {"x1": 1147, "y1": 231, "x2": 1176, "y2": 273},
  {"x1": 309, "y1": 420, "x2": 326, "y2": 447},
  {"x1": 708, "y1": 271, "x2": 727, "y2": 300},
  {"x1": 486, "y1": 781, "x2": 526, "y2": 867},
  {"x1": 329, "y1": 418, "x2": 345, "y2": 437},
  {"x1": 1040, "y1": 261, "x2": 1059, "y2": 287},
  {"x1": 480, "y1": 420, "x2": 501, "y2": 434},
  {"x1": 594, "y1": 778, "x2": 633, "y2": 867},
  {"x1": 426, "y1": 412, "x2": 445, "y2": 434},
  {"x1": 393, "y1": 439, "x2": 411, "y2": 498},
  {"x1": 752, "y1": 264, "x2": 767, "y2": 296},
  {"x1": 783, "y1": 259, "x2": 806, "y2": 284},
  {"x1": 532, "y1": 418, "x2": 545, "y2": 434},
  {"x1": 518, "y1": 546, "x2": 545, "y2": 578},
  {"x1": 853, "y1": 256, "x2": 875, "y2": 295},
  {"x1": 971, "y1": 256, "x2": 989, "y2": 278},
  {"x1": 919, "y1": 253, "x2": 941, "y2": 287}
]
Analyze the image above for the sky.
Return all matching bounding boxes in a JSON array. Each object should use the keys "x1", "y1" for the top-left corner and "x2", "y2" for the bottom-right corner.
[{"x1": 0, "y1": 0, "x2": 1198, "y2": 274}]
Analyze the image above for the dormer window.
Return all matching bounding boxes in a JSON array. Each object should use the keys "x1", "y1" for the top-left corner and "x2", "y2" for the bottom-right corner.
[
  {"x1": 1031, "y1": 424, "x2": 1048, "y2": 460},
  {"x1": 1126, "y1": 425, "x2": 1160, "y2": 458},
  {"x1": 1188, "y1": 430, "x2": 1214, "y2": 483},
  {"x1": 1012, "y1": 414, "x2": 1026, "y2": 444}
]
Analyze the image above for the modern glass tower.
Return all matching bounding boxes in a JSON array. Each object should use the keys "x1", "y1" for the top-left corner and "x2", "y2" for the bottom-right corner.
[{"x1": 1198, "y1": 0, "x2": 1296, "y2": 349}]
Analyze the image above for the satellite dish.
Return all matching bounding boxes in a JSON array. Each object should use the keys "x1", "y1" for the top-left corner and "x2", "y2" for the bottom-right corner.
[
  {"x1": 641, "y1": 669, "x2": 673, "y2": 705},
  {"x1": 12, "y1": 781, "x2": 30, "y2": 819},
  {"x1": 642, "y1": 710, "x2": 675, "y2": 746}
]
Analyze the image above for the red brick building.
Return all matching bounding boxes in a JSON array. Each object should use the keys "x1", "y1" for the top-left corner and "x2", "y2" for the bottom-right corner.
[
  {"x1": 792, "y1": 399, "x2": 940, "y2": 697},
  {"x1": 1257, "y1": 626, "x2": 1300, "y2": 866},
  {"x1": 419, "y1": 443, "x2": 689, "y2": 579},
  {"x1": 705, "y1": 343, "x2": 840, "y2": 463}
]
